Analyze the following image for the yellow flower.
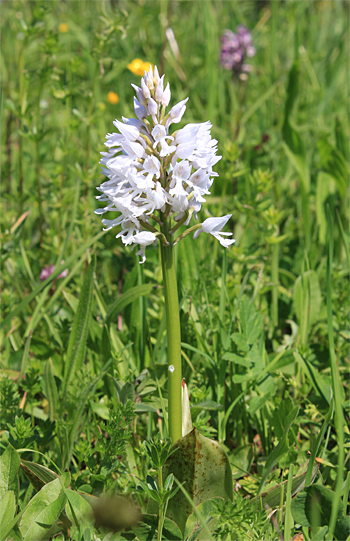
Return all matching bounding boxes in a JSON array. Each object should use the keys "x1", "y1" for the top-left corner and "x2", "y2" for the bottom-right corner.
[
  {"x1": 58, "y1": 23, "x2": 69, "y2": 33},
  {"x1": 127, "y1": 58, "x2": 153, "y2": 76},
  {"x1": 107, "y1": 91, "x2": 119, "y2": 105}
]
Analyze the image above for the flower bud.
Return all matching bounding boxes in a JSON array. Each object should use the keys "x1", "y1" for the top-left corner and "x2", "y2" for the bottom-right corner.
[
  {"x1": 161, "y1": 82, "x2": 171, "y2": 106},
  {"x1": 155, "y1": 75, "x2": 164, "y2": 103},
  {"x1": 141, "y1": 78, "x2": 151, "y2": 99}
]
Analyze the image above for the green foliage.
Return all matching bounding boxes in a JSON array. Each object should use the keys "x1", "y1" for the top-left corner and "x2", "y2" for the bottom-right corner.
[
  {"x1": 0, "y1": 376, "x2": 20, "y2": 429},
  {"x1": 212, "y1": 494, "x2": 279, "y2": 541},
  {"x1": 0, "y1": 1, "x2": 348, "y2": 539}
]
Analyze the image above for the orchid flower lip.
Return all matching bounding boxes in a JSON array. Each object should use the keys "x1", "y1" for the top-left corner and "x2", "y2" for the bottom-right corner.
[{"x1": 95, "y1": 65, "x2": 234, "y2": 262}]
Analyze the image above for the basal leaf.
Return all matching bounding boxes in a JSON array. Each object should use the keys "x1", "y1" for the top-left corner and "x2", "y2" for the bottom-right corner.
[{"x1": 163, "y1": 428, "x2": 233, "y2": 534}]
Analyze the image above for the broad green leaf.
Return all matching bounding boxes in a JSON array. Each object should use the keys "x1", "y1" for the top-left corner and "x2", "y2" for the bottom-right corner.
[
  {"x1": 62, "y1": 255, "x2": 96, "y2": 400},
  {"x1": 334, "y1": 515, "x2": 350, "y2": 541},
  {"x1": 20, "y1": 461, "x2": 58, "y2": 492},
  {"x1": 0, "y1": 444, "x2": 20, "y2": 503},
  {"x1": 184, "y1": 498, "x2": 223, "y2": 541},
  {"x1": 22, "y1": 492, "x2": 66, "y2": 541},
  {"x1": 106, "y1": 284, "x2": 158, "y2": 325},
  {"x1": 163, "y1": 428, "x2": 233, "y2": 534},
  {"x1": 65, "y1": 489, "x2": 93, "y2": 531},
  {"x1": 257, "y1": 406, "x2": 299, "y2": 494},
  {"x1": 120, "y1": 382, "x2": 135, "y2": 404},
  {"x1": 291, "y1": 485, "x2": 344, "y2": 536},
  {"x1": 0, "y1": 490, "x2": 16, "y2": 531},
  {"x1": 19, "y1": 476, "x2": 66, "y2": 538},
  {"x1": 43, "y1": 359, "x2": 59, "y2": 422},
  {"x1": 228, "y1": 444, "x2": 254, "y2": 480},
  {"x1": 132, "y1": 514, "x2": 182, "y2": 541}
]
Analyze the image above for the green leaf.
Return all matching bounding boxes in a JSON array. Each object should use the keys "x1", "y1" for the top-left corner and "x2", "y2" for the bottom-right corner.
[
  {"x1": 19, "y1": 476, "x2": 67, "y2": 540},
  {"x1": 163, "y1": 428, "x2": 233, "y2": 534},
  {"x1": 20, "y1": 461, "x2": 58, "y2": 493},
  {"x1": 184, "y1": 498, "x2": 223, "y2": 541},
  {"x1": 257, "y1": 406, "x2": 299, "y2": 494},
  {"x1": 22, "y1": 492, "x2": 66, "y2": 541},
  {"x1": 190, "y1": 400, "x2": 222, "y2": 411},
  {"x1": 282, "y1": 60, "x2": 310, "y2": 193},
  {"x1": 334, "y1": 515, "x2": 350, "y2": 541},
  {"x1": 0, "y1": 444, "x2": 20, "y2": 503},
  {"x1": 120, "y1": 382, "x2": 135, "y2": 405},
  {"x1": 65, "y1": 488, "x2": 93, "y2": 531},
  {"x1": 239, "y1": 298, "x2": 263, "y2": 345},
  {"x1": 291, "y1": 485, "x2": 345, "y2": 537},
  {"x1": 228, "y1": 444, "x2": 254, "y2": 480},
  {"x1": 43, "y1": 359, "x2": 59, "y2": 422},
  {"x1": 294, "y1": 270, "x2": 322, "y2": 330},
  {"x1": 61, "y1": 256, "x2": 96, "y2": 400},
  {"x1": 316, "y1": 172, "x2": 337, "y2": 246},
  {"x1": 317, "y1": 136, "x2": 348, "y2": 197},
  {"x1": 134, "y1": 403, "x2": 159, "y2": 413},
  {"x1": 0, "y1": 490, "x2": 16, "y2": 532},
  {"x1": 106, "y1": 284, "x2": 158, "y2": 325},
  {"x1": 132, "y1": 514, "x2": 182, "y2": 541},
  {"x1": 294, "y1": 352, "x2": 331, "y2": 405},
  {"x1": 252, "y1": 462, "x2": 319, "y2": 510}
]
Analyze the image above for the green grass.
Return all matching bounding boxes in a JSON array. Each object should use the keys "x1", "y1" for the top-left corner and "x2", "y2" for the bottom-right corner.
[{"x1": 0, "y1": 1, "x2": 349, "y2": 540}]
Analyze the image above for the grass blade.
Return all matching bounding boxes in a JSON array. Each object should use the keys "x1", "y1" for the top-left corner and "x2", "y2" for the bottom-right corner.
[
  {"x1": 325, "y1": 205, "x2": 345, "y2": 541},
  {"x1": 105, "y1": 284, "x2": 158, "y2": 325},
  {"x1": 43, "y1": 359, "x2": 59, "y2": 422},
  {"x1": 61, "y1": 255, "x2": 96, "y2": 402}
]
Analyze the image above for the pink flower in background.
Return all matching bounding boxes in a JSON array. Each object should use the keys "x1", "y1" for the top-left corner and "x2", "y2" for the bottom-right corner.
[
  {"x1": 40, "y1": 264, "x2": 68, "y2": 282},
  {"x1": 220, "y1": 25, "x2": 256, "y2": 80}
]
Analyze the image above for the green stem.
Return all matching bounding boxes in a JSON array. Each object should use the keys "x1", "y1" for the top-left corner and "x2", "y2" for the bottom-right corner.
[
  {"x1": 160, "y1": 217, "x2": 182, "y2": 443},
  {"x1": 271, "y1": 242, "x2": 279, "y2": 329},
  {"x1": 157, "y1": 468, "x2": 164, "y2": 541}
]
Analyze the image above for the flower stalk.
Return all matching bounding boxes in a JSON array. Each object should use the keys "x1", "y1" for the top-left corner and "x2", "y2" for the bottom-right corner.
[{"x1": 160, "y1": 217, "x2": 182, "y2": 442}]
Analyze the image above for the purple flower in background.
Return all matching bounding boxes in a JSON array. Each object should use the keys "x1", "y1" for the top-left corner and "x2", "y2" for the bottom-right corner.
[
  {"x1": 220, "y1": 25, "x2": 256, "y2": 80},
  {"x1": 40, "y1": 263, "x2": 68, "y2": 282}
]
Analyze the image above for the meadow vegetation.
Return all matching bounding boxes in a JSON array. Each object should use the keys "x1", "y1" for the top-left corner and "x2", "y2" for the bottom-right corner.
[{"x1": 0, "y1": 1, "x2": 349, "y2": 540}]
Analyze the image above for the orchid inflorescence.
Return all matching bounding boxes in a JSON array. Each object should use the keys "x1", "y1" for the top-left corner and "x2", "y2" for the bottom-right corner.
[
  {"x1": 220, "y1": 25, "x2": 256, "y2": 80},
  {"x1": 95, "y1": 65, "x2": 235, "y2": 263}
]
